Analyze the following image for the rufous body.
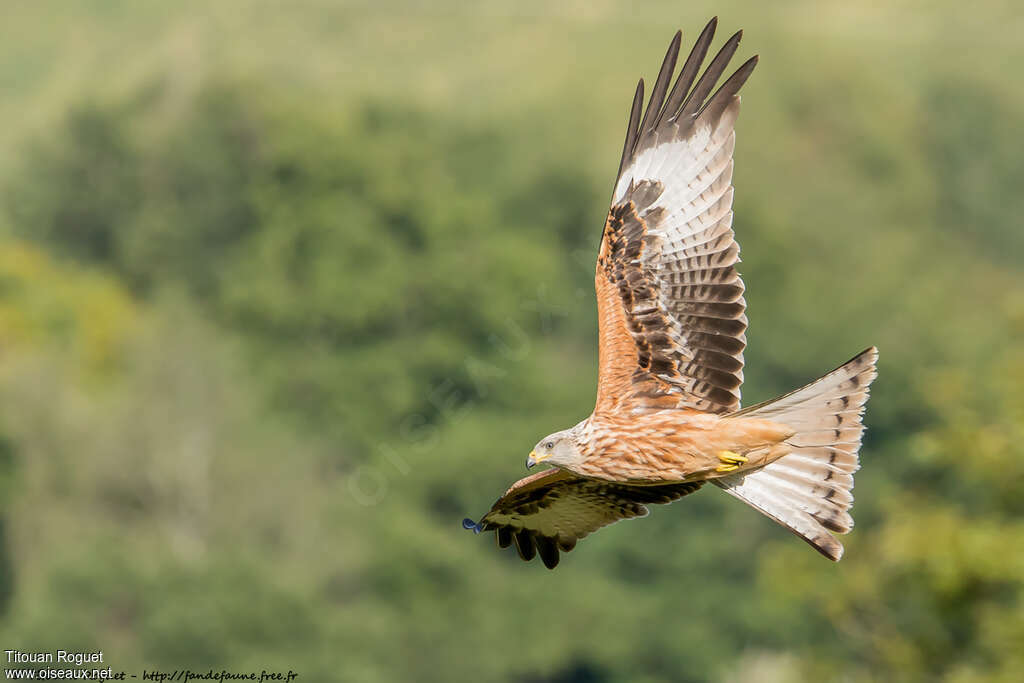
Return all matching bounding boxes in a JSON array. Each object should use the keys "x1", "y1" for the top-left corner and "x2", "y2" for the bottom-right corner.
[{"x1": 576, "y1": 411, "x2": 795, "y2": 483}]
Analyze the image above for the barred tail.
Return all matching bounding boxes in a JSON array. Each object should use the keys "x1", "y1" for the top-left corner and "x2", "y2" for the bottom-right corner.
[{"x1": 714, "y1": 347, "x2": 879, "y2": 560}]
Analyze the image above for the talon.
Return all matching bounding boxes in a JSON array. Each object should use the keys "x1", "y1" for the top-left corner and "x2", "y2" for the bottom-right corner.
[{"x1": 716, "y1": 450, "x2": 748, "y2": 473}]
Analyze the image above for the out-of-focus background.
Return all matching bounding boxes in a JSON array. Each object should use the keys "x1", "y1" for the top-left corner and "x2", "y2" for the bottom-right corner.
[{"x1": 1, "y1": 1, "x2": 1022, "y2": 681}]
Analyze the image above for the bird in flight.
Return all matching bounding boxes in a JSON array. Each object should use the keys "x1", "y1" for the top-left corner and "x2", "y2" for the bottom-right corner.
[{"x1": 463, "y1": 18, "x2": 878, "y2": 569}]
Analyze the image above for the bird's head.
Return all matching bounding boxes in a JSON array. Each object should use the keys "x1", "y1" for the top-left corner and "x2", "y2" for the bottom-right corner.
[{"x1": 526, "y1": 427, "x2": 583, "y2": 470}]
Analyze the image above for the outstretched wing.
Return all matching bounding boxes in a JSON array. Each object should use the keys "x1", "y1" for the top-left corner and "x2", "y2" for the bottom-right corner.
[
  {"x1": 595, "y1": 19, "x2": 757, "y2": 415},
  {"x1": 463, "y1": 468, "x2": 703, "y2": 569}
]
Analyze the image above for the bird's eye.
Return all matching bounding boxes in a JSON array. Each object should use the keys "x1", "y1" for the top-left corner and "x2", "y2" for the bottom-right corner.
[{"x1": 545, "y1": 441, "x2": 554, "y2": 449}]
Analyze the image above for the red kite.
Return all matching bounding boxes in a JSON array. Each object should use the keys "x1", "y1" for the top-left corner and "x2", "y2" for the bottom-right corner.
[{"x1": 463, "y1": 18, "x2": 877, "y2": 569}]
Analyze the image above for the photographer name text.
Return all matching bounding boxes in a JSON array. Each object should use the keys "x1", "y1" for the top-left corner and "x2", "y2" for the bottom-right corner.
[{"x1": 6, "y1": 651, "x2": 104, "y2": 667}]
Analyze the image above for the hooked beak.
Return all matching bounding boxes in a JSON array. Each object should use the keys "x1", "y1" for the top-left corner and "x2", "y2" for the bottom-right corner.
[{"x1": 526, "y1": 451, "x2": 551, "y2": 469}]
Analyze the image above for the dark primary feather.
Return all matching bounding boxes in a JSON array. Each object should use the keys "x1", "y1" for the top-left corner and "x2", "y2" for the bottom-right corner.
[
  {"x1": 637, "y1": 30, "x2": 681, "y2": 139},
  {"x1": 616, "y1": 79, "x2": 646, "y2": 183},
  {"x1": 700, "y1": 53, "x2": 759, "y2": 124},
  {"x1": 675, "y1": 30, "x2": 743, "y2": 122},
  {"x1": 655, "y1": 18, "x2": 717, "y2": 130}
]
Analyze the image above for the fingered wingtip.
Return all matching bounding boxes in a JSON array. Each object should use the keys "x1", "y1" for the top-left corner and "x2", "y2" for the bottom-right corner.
[
  {"x1": 462, "y1": 518, "x2": 482, "y2": 534},
  {"x1": 701, "y1": 17, "x2": 718, "y2": 42}
]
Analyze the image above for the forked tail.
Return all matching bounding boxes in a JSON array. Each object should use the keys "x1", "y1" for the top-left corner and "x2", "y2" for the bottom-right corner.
[{"x1": 714, "y1": 347, "x2": 879, "y2": 560}]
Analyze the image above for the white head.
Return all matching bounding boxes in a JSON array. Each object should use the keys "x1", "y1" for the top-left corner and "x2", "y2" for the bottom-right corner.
[{"x1": 526, "y1": 426, "x2": 584, "y2": 470}]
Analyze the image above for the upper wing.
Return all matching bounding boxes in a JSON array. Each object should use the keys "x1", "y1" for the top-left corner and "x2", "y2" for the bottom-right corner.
[
  {"x1": 463, "y1": 468, "x2": 703, "y2": 569},
  {"x1": 595, "y1": 19, "x2": 757, "y2": 415}
]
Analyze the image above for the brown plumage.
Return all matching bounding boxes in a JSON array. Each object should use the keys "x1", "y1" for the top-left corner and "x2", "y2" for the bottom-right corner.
[{"x1": 463, "y1": 18, "x2": 878, "y2": 569}]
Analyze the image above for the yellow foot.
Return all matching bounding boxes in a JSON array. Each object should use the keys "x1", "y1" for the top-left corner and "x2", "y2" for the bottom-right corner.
[{"x1": 716, "y1": 450, "x2": 749, "y2": 473}]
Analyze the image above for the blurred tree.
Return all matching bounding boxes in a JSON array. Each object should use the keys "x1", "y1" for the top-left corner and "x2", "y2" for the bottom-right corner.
[{"x1": 5, "y1": 86, "x2": 600, "y2": 452}]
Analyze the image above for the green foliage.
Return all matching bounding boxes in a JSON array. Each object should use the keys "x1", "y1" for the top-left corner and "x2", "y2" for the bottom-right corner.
[
  {"x1": 7, "y1": 84, "x2": 600, "y2": 450},
  {"x1": 1, "y1": 2, "x2": 1023, "y2": 681},
  {"x1": 7, "y1": 107, "x2": 142, "y2": 263}
]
